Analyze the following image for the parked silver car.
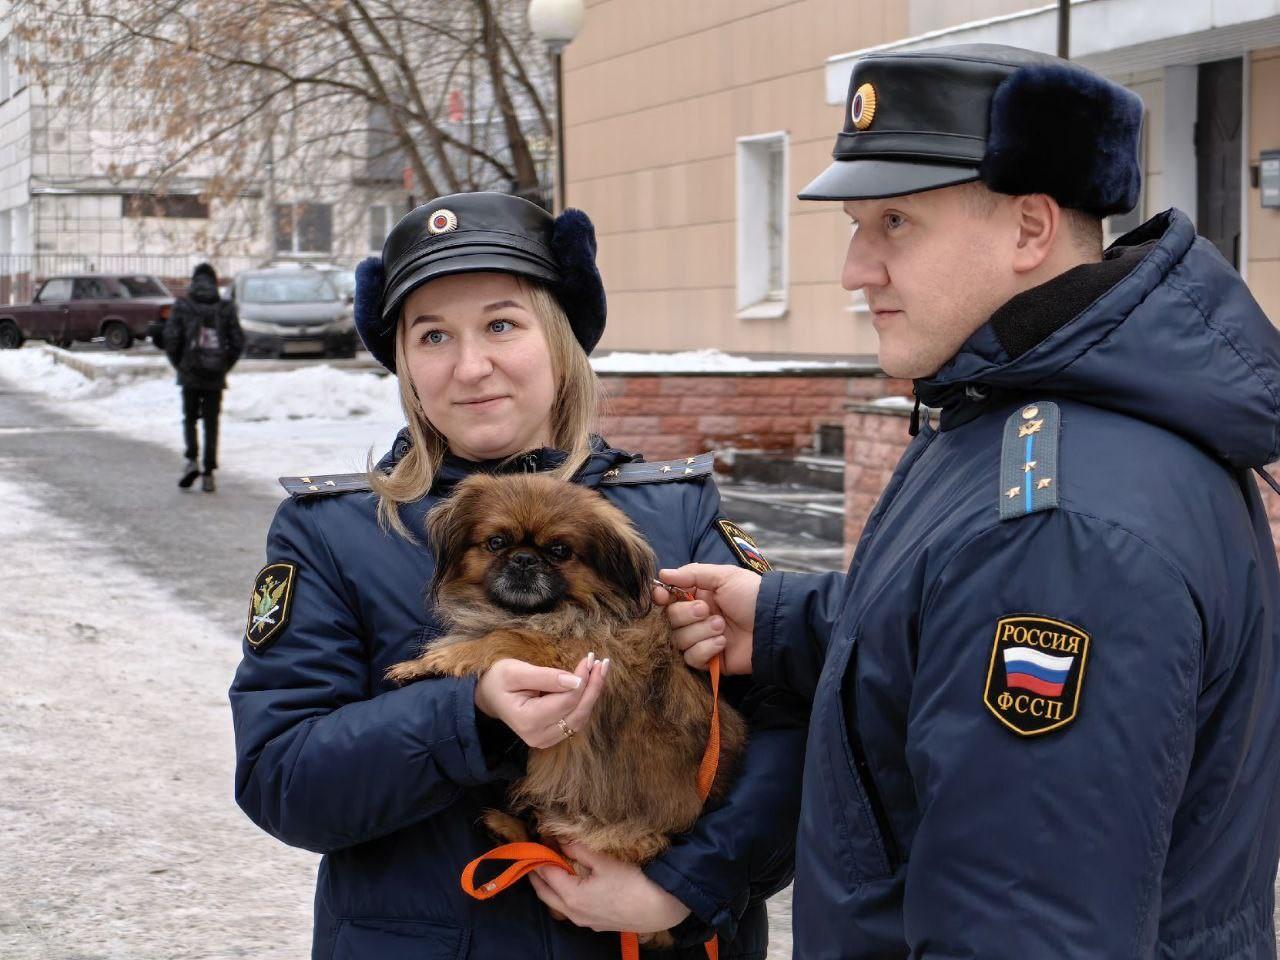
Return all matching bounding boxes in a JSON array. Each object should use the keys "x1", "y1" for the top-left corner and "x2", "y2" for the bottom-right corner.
[{"x1": 234, "y1": 268, "x2": 357, "y2": 359}]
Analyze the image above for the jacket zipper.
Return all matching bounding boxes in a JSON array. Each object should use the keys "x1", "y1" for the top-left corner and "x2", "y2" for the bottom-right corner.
[{"x1": 842, "y1": 423, "x2": 939, "y2": 874}]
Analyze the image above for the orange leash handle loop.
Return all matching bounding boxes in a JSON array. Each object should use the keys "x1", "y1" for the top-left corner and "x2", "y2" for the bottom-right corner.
[{"x1": 460, "y1": 841, "x2": 574, "y2": 900}]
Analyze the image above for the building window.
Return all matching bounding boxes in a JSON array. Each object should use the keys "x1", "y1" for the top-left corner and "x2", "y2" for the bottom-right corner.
[
  {"x1": 369, "y1": 203, "x2": 397, "y2": 252},
  {"x1": 736, "y1": 132, "x2": 788, "y2": 318},
  {"x1": 275, "y1": 202, "x2": 333, "y2": 254},
  {"x1": 122, "y1": 192, "x2": 210, "y2": 219}
]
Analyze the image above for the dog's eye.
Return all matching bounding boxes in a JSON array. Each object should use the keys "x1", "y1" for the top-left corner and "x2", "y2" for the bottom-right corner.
[
  {"x1": 547, "y1": 543, "x2": 572, "y2": 562},
  {"x1": 486, "y1": 535, "x2": 508, "y2": 553}
]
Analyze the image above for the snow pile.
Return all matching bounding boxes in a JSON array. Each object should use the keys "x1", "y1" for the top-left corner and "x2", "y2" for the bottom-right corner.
[
  {"x1": 591, "y1": 349, "x2": 839, "y2": 373},
  {"x1": 0, "y1": 347, "x2": 407, "y2": 494},
  {"x1": 0, "y1": 347, "x2": 105, "y2": 400},
  {"x1": 0, "y1": 347, "x2": 401, "y2": 425},
  {"x1": 223, "y1": 364, "x2": 400, "y2": 422}
]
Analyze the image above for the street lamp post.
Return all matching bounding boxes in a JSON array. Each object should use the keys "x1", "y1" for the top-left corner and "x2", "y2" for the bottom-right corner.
[{"x1": 528, "y1": 0, "x2": 584, "y2": 212}]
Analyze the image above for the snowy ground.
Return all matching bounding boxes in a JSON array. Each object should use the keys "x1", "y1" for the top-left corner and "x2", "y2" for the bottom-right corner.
[
  {"x1": 0, "y1": 347, "x2": 407, "y2": 496},
  {"x1": 0, "y1": 476, "x2": 317, "y2": 959},
  {"x1": 0, "y1": 346, "x2": 795, "y2": 958}
]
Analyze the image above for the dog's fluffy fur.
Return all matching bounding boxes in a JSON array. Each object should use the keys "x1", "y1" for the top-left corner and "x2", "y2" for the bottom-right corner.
[{"x1": 387, "y1": 473, "x2": 746, "y2": 881}]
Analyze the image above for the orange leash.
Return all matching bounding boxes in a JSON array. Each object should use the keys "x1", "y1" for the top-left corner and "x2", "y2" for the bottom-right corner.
[{"x1": 460, "y1": 655, "x2": 724, "y2": 960}]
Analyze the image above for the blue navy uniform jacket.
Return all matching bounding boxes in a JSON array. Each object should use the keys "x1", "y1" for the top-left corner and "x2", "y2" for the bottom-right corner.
[
  {"x1": 759, "y1": 210, "x2": 1280, "y2": 958},
  {"x1": 229, "y1": 440, "x2": 803, "y2": 959}
]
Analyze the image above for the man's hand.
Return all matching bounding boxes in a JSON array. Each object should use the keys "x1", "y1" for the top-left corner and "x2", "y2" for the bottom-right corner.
[
  {"x1": 529, "y1": 843, "x2": 692, "y2": 934},
  {"x1": 653, "y1": 563, "x2": 760, "y2": 675},
  {"x1": 474, "y1": 654, "x2": 608, "y2": 749}
]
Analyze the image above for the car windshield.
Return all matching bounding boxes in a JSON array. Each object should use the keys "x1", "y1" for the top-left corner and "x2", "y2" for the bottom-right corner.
[
  {"x1": 241, "y1": 274, "x2": 338, "y2": 304},
  {"x1": 114, "y1": 276, "x2": 170, "y2": 297},
  {"x1": 329, "y1": 270, "x2": 356, "y2": 297}
]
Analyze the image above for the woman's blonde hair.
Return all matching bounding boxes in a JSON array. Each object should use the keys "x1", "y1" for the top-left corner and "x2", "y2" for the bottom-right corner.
[{"x1": 370, "y1": 278, "x2": 600, "y2": 539}]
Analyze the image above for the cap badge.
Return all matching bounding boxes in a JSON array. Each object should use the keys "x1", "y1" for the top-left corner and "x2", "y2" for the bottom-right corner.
[
  {"x1": 428, "y1": 209, "x2": 458, "y2": 235},
  {"x1": 851, "y1": 82, "x2": 877, "y2": 131}
]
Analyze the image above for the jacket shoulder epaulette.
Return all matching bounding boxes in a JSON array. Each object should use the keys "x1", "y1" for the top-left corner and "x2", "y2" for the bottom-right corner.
[
  {"x1": 600, "y1": 452, "x2": 714, "y2": 485},
  {"x1": 279, "y1": 472, "x2": 372, "y2": 498},
  {"x1": 999, "y1": 400, "x2": 1061, "y2": 520}
]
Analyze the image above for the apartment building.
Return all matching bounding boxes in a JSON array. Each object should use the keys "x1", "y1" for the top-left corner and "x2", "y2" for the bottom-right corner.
[{"x1": 564, "y1": 0, "x2": 1280, "y2": 355}]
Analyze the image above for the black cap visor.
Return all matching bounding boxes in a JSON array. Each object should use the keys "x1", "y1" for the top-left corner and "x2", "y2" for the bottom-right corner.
[
  {"x1": 797, "y1": 157, "x2": 980, "y2": 201},
  {"x1": 381, "y1": 248, "x2": 560, "y2": 329}
]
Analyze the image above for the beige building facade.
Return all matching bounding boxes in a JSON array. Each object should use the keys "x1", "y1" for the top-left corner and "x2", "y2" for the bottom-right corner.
[{"x1": 565, "y1": 0, "x2": 1280, "y2": 356}]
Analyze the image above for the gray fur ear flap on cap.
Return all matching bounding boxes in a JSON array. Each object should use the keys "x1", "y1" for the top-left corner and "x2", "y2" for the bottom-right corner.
[
  {"x1": 979, "y1": 62, "x2": 1144, "y2": 217},
  {"x1": 354, "y1": 256, "x2": 394, "y2": 371},
  {"x1": 551, "y1": 208, "x2": 607, "y2": 354}
]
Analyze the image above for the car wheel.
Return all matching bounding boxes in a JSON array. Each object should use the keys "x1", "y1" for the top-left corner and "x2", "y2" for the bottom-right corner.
[
  {"x1": 0, "y1": 320, "x2": 23, "y2": 350},
  {"x1": 103, "y1": 321, "x2": 133, "y2": 350}
]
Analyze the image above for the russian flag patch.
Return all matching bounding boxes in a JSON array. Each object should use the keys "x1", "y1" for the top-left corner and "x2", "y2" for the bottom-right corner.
[{"x1": 984, "y1": 614, "x2": 1090, "y2": 736}]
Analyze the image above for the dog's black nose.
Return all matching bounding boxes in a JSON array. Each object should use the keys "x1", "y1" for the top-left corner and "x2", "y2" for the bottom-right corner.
[{"x1": 509, "y1": 549, "x2": 539, "y2": 569}]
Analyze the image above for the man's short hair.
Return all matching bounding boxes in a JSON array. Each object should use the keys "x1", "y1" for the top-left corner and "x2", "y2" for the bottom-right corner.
[{"x1": 957, "y1": 181, "x2": 1102, "y2": 258}]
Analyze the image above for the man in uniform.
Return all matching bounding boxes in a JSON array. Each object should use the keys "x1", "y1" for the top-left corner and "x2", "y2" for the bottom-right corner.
[{"x1": 659, "y1": 44, "x2": 1280, "y2": 957}]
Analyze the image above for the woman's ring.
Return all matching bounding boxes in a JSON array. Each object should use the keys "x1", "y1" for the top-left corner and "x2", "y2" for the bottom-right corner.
[{"x1": 557, "y1": 717, "x2": 576, "y2": 740}]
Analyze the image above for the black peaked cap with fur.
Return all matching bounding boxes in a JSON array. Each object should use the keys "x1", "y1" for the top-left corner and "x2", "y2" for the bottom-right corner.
[
  {"x1": 354, "y1": 192, "x2": 606, "y2": 373},
  {"x1": 798, "y1": 43, "x2": 1143, "y2": 217}
]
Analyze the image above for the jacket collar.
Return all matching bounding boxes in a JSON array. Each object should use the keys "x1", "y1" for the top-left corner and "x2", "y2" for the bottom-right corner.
[{"x1": 375, "y1": 430, "x2": 638, "y2": 494}]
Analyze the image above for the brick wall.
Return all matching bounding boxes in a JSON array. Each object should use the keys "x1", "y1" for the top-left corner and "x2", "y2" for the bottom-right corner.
[
  {"x1": 844, "y1": 404, "x2": 914, "y2": 562},
  {"x1": 598, "y1": 372, "x2": 912, "y2": 462},
  {"x1": 844, "y1": 403, "x2": 1280, "y2": 568}
]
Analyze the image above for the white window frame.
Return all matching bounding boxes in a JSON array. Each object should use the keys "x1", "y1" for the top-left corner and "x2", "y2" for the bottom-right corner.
[
  {"x1": 369, "y1": 202, "x2": 397, "y2": 253},
  {"x1": 735, "y1": 131, "x2": 789, "y2": 319}
]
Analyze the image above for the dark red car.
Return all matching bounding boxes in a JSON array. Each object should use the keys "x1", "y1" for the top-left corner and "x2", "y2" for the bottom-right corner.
[{"x1": 0, "y1": 274, "x2": 175, "y2": 350}]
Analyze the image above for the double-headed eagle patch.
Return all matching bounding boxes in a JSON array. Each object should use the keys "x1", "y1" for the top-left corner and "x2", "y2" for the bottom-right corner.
[{"x1": 246, "y1": 562, "x2": 296, "y2": 652}]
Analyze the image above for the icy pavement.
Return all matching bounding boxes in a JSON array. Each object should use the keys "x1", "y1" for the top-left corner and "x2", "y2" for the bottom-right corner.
[{"x1": 0, "y1": 475, "x2": 317, "y2": 958}]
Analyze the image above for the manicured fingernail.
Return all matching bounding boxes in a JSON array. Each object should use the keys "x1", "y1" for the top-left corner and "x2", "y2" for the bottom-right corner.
[
  {"x1": 601, "y1": 658, "x2": 611, "y2": 677},
  {"x1": 587, "y1": 651, "x2": 596, "y2": 669},
  {"x1": 558, "y1": 674, "x2": 582, "y2": 689}
]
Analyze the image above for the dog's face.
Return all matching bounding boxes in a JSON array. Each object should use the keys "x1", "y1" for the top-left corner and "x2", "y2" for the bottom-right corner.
[{"x1": 428, "y1": 473, "x2": 656, "y2": 619}]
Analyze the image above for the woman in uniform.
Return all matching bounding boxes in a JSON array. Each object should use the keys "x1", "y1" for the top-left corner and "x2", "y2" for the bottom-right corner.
[{"x1": 229, "y1": 192, "x2": 802, "y2": 959}]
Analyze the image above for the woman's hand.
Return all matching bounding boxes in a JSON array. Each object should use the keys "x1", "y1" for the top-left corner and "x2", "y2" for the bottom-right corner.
[
  {"x1": 529, "y1": 842, "x2": 692, "y2": 934},
  {"x1": 474, "y1": 654, "x2": 608, "y2": 749}
]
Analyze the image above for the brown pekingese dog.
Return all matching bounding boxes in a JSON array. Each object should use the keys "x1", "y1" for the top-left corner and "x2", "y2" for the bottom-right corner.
[{"x1": 386, "y1": 473, "x2": 746, "y2": 910}]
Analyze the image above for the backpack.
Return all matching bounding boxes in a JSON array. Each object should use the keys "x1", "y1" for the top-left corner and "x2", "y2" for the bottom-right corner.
[{"x1": 183, "y1": 309, "x2": 227, "y2": 375}]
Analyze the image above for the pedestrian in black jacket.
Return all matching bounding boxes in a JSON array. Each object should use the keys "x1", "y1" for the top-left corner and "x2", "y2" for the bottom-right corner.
[{"x1": 163, "y1": 262, "x2": 243, "y2": 493}]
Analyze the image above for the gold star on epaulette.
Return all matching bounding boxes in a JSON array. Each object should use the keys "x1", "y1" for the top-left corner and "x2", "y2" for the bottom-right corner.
[
  {"x1": 660, "y1": 464, "x2": 672, "y2": 473},
  {"x1": 1006, "y1": 486, "x2": 1021, "y2": 499},
  {"x1": 1023, "y1": 460, "x2": 1037, "y2": 473},
  {"x1": 1037, "y1": 477, "x2": 1053, "y2": 490},
  {"x1": 603, "y1": 468, "x2": 620, "y2": 480}
]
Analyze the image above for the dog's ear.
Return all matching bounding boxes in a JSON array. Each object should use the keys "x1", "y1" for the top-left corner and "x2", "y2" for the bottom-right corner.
[
  {"x1": 589, "y1": 508, "x2": 657, "y2": 617},
  {"x1": 426, "y1": 479, "x2": 483, "y2": 599}
]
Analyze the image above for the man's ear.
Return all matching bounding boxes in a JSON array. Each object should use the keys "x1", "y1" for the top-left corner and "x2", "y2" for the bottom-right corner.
[{"x1": 1011, "y1": 193, "x2": 1061, "y2": 274}]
